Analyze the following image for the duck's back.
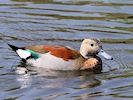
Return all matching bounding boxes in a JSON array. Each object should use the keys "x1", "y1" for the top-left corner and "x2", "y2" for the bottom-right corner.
[{"x1": 26, "y1": 45, "x2": 80, "y2": 61}]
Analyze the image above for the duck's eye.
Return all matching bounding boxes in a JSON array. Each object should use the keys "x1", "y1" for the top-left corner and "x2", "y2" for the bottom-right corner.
[{"x1": 90, "y1": 44, "x2": 94, "y2": 47}]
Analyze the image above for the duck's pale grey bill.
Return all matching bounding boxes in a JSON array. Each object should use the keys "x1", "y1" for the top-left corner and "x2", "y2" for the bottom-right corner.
[{"x1": 98, "y1": 49, "x2": 113, "y2": 60}]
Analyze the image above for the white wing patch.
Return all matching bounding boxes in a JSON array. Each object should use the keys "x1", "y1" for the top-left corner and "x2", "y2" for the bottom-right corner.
[{"x1": 16, "y1": 49, "x2": 31, "y2": 59}]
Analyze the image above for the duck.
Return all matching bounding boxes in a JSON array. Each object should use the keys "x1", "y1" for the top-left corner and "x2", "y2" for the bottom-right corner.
[{"x1": 8, "y1": 39, "x2": 113, "y2": 72}]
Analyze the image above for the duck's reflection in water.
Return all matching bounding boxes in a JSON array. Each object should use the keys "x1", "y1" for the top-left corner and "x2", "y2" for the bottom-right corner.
[
  {"x1": 16, "y1": 72, "x2": 31, "y2": 89},
  {"x1": 15, "y1": 64, "x2": 101, "y2": 90}
]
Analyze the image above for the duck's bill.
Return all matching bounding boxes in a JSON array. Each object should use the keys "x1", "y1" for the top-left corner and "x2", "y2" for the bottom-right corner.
[{"x1": 98, "y1": 49, "x2": 113, "y2": 60}]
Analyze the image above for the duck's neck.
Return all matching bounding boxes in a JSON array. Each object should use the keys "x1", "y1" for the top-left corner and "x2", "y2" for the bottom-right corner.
[
  {"x1": 80, "y1": 48, "x2": 96, "y2": 59},
  {"x1": 81, "y1": 55, "x2": 97, "y2": 60},
  {"x1": 80, "y1": 48, "x2": 88, "y2": 59}
]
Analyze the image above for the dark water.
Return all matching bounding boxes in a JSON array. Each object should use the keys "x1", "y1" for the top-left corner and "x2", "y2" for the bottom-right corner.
[{"x1": 0, "y1": 0, "x2": 133, "y2": 99}]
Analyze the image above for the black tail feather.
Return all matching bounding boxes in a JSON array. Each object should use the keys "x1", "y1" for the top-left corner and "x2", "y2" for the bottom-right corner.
[{"x1": 8, "y1": 44, "x2": 23, "y2": 51}]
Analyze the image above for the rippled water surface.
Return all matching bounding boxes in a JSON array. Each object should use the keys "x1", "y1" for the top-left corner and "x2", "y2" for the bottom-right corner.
[{"x1": 0, "y1": 0, "x2": 133, "y2": 100}]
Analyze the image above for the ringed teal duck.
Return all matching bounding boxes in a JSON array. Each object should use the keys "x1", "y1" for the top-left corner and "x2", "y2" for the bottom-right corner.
[{"x1": 8, "y1": 39, "x2": 113, "y2": 71}]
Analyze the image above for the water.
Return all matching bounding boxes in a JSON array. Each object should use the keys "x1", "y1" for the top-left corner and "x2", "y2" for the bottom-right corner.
[{"x1": 0, "y1": 0, "x2": 133, "y2": 99}]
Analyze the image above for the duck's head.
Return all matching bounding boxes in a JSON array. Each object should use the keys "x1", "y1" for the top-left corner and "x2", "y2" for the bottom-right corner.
[{"x1": 80, "y1": 38, "x2": 113, "y2": 60}]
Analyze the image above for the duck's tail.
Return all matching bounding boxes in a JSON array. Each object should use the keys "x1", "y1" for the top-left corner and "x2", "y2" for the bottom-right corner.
[
  {"x1": 8, "y1": 44, "x2": 22, "y2": 52},
  {"x1": 8, "y1": 44, "x2": 31, "y2": 60}
]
